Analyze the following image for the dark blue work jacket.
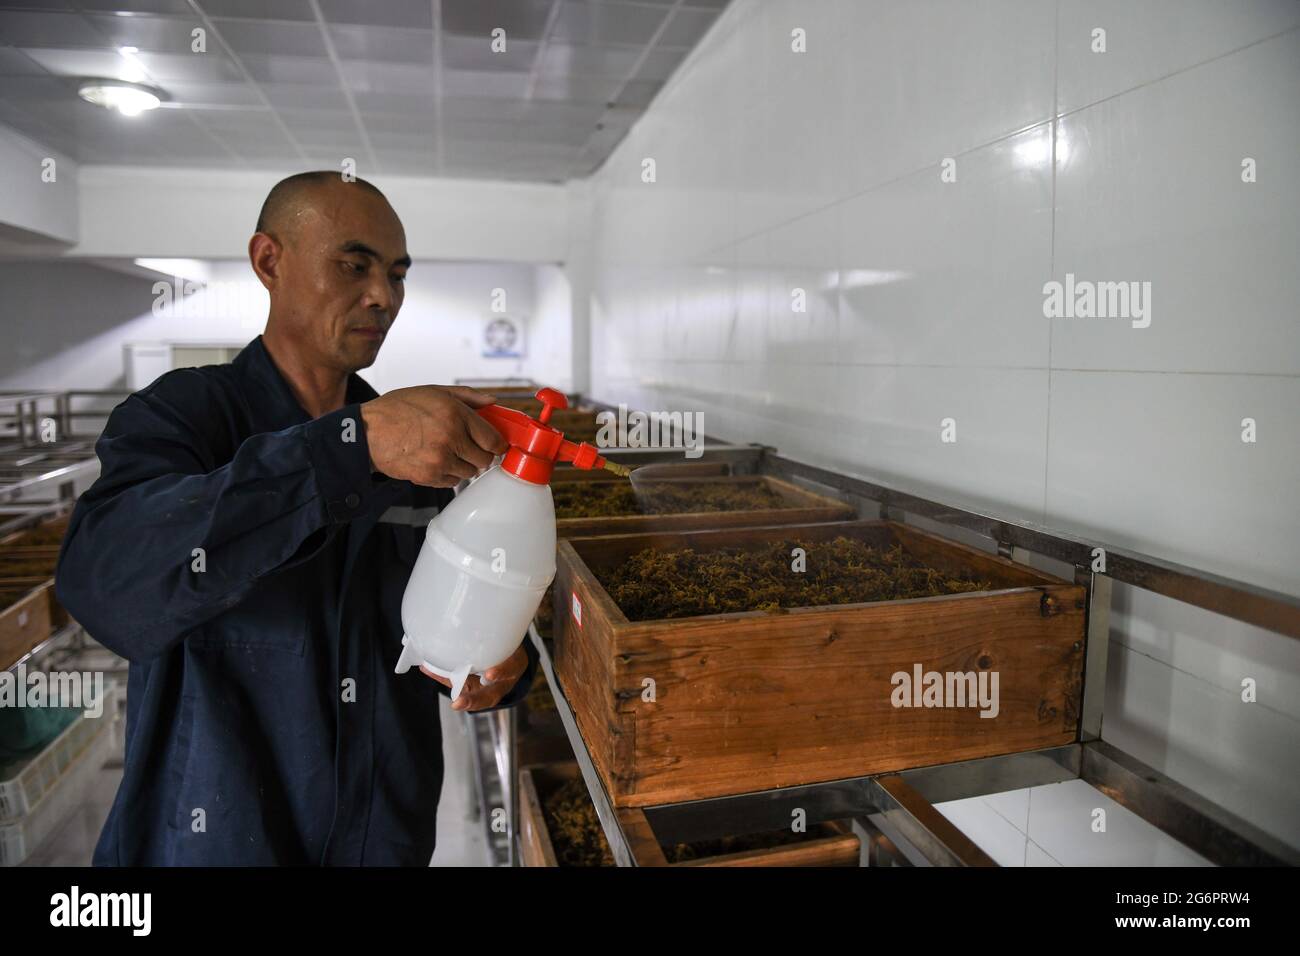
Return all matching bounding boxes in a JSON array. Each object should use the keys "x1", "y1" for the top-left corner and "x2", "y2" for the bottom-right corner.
[{"x1": 55, "y1": 336, "x2": 537, "y2": 866}]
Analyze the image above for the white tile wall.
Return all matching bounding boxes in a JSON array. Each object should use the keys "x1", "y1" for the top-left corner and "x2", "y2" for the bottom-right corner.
[{"x1": 586, "y1": 0, "x2": 1300, "y2": 864}]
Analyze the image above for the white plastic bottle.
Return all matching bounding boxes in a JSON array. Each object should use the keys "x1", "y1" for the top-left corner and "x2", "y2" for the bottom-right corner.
[
  {"x1": 394, "y1": 388, "x2": 626, "y2": 701},
  {"x1": 395, "y1": 466, "x2": 555, "y2": 700}
]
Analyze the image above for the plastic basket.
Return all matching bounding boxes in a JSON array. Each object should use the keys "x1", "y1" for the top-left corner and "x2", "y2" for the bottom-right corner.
[
  {"x1": 0, "y1": 707, "x2": 116, "y2": 866},
  {"x1": 0, "y1": 683, "x2": 119, "y2": 822}
]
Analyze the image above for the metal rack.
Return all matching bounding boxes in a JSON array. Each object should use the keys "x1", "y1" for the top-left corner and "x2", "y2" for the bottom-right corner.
[
  {"x1": 0, "y1": 390, "x2": 122, "y2": 507},
  {"x1": 486, "y1": 438, "x2": 1299, "y2": 867}
]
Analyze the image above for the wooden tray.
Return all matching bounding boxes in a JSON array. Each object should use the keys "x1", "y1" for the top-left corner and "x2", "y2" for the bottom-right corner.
[
  {"x1": 552, "y1": 520, "x2": 1087, "y2": 807},
  {"x1": 554, "y1": 475, "x2": 856, "y2": 538},
  {"x1": 518, "y1": 762, "x2": 860, "y2": 867}
]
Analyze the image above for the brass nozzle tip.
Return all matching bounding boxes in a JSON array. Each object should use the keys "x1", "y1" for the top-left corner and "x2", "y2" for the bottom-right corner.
[{"x1": 603, "y1": 460, "x2": 633, "y2": 478}]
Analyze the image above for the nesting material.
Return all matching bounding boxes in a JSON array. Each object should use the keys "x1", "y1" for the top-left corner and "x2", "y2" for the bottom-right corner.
[
  {"x1": 540, "y1": 778, "x2": 616, "y2": 867},
  {"x1": 553, "y1": 481, "x2": 785, "y2": 519},
  {"x1": 602, "y1": 537, "x2": 993, "y2": 622}
]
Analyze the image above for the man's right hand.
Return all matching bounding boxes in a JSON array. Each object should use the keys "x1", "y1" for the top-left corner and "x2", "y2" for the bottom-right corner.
[{"x1": 360, "y1": 385, "x2": 509, "y2": 488}]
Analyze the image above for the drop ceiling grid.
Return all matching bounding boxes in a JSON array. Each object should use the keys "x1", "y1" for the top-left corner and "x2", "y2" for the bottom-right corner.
[{"x1": 0, "y1": 0, "x2": 726, "y2": 181}]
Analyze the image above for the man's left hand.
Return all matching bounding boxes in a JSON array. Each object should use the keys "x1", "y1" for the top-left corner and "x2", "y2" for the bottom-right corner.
[{"x1": 420, "y1": 644, "x2": 529, "y2": 712}]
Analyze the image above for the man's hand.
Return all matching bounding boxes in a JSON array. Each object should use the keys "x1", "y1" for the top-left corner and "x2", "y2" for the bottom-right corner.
[
  {"x1": 360, "y1": 385, "x2": 508, "y2": 488},
  {"x1": 420, "y1": 644, "x2": 529, "y2": 712}
]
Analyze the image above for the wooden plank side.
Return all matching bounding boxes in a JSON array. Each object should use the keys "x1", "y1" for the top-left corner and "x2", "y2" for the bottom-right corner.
[
  {"x1": 553, "y1": 540, "x2": 634, "y2": 796},
  {"x1": 517, "y1": 766, "x2": 557, "y2": 867},
  {"x1": 608, "y1": 587, "x2": 1084, "y2": 805},
  {"x1": 0, "y1": 582, "x2": 55, "y2": 671},
  {"x1": 617, "y1": 807, "x2": 670, "y2": 867},
  {"x1": 680, "y1": 831, "x2": 862, "y2": 868}
]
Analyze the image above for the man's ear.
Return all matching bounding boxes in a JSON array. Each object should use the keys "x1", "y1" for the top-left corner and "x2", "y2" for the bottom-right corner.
[{"x1": 248, "y1": 232, "x2": 281, "y2": 291}]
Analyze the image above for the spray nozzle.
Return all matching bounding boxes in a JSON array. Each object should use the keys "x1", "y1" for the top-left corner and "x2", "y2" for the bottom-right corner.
[{"x1": 475, "y1": 387, "x2": 621, "y2": 485}]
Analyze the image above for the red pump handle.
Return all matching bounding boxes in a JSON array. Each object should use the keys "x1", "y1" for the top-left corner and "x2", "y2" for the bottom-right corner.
[
  {"x1": 473, "y1": 387, "x2": 609, "y2": 484},
  {"x1": 534, "y1": 387, "x2": 567, "y2": 424}
]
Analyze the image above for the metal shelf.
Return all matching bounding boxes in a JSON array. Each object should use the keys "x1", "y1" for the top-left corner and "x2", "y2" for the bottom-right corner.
[
  {"x1": 508, "y1": 432, "x2": 1300, "y2": 868},
  {"x1": 465, "y1": 708, "x2": 513, "y2": 867}
]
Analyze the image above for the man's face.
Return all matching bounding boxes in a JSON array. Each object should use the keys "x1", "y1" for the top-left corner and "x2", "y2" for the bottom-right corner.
[{"x1": 261, "y1": 183, "x2": 410, "y2": 373}]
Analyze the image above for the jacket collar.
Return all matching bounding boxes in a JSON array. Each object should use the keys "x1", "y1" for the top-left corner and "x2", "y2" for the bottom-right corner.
[{"x1": 234, "y1": 335, "x2": 379, "y2": 430}]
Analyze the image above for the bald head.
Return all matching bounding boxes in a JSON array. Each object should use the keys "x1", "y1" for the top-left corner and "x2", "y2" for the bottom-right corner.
[
  {"x1": 255, "y1": 171, "x2": 391, "y2": 244},
  {"x1": 249, "y1": 170, "x2": 409, "y2": 376}
]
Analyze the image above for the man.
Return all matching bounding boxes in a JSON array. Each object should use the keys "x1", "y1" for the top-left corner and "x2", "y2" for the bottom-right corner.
[{"x1": 56, "y1": 171, "x2": 538, "y2": 866}]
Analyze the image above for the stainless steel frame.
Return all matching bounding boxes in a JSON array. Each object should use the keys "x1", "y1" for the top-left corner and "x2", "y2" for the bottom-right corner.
[{"x1": 496, "y1": 439, "x2": 1299, "y2": 868}]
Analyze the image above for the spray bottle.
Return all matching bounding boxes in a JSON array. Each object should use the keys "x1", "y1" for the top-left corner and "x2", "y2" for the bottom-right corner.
[{"x1": 395, "y1": 388, "x2": 629, "y2": 700}]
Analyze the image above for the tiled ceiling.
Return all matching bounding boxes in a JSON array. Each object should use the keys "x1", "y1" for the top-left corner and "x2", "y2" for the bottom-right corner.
[{"x1": 0, "y1": 0, "x2": 729, "y2": 182}]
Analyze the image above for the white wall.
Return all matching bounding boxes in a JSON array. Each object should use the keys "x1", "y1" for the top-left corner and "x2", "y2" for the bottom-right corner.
[
  {"x1": 528, "y1": 264, "x2": 575, "y2": 394},
  {"x1": 0, "y1": 258, "x2": 569, "y2": 396},
  {"x1": 586, "y1": 0, "x2": 1300, "y2": 861},
  {"x1": 71, "y1": 165, "x2": 569, "y2": 263},
  {"x1": 0, "y1": 125, "x2": 78, "y2": 249},
  {"x1": 365, "y1": 260, "x2": 541, "y2": 393}
]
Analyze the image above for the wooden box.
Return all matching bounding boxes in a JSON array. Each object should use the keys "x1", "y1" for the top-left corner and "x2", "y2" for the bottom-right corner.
[
  {"x1": 518, "y1": 762, "x2": 860, "y2": 867},
  {"x1": 1, "y1": 514, "x2": 69, "y2": 629},
  {"x1": 532, "y1": 474, "x2": 853, "y2": 639},
  {"x1": 552, "y1": 520, "x2": 1087, "y2": 807},
  {"x1": 0, "y1": 581, "x2": 55, "y2": 671},
  {"x1": 554, "y1": 475, "x2": 856, "y2": 538}
]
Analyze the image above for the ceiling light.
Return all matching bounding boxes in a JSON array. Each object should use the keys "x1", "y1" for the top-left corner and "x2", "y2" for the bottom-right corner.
[{"x1": 78, "y1": 79, "x2": 164, "y2": 117}]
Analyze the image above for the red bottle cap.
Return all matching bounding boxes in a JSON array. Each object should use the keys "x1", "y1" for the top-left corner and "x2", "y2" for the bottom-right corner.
[{"x1": 475, "y1": 388, "x2": 610, "y2": 484}]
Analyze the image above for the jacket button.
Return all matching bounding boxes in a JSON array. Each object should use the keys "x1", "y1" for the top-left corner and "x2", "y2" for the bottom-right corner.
[{"x1": 345, "y1": 492, "x2": 360, "y2": 509}]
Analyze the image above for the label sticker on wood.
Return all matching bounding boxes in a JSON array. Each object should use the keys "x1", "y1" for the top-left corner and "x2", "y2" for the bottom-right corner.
[
  {"x1": 17, "y1": 610, "x2": 28, "y2": 628},
  {"x1": 571, "y1": 592, "x2": 583, "y2": 629}
]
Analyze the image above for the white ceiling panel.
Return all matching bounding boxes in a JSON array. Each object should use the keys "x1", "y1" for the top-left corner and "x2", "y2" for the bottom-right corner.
[
  {"x1": 0, "y1": 10, "x2": 105, "y2": 46},
  {"x1": 441, "y1": 68, "x2": 532, "y2": 99},
  {"x1": 80, "y1": 13, "x2": 198, "y2": 52},
  {"x1": 199, "y1": 0, "x2": 315, "y2": 21},
  {"x1": 659, "y1": 7, "x2": 719, "y2": 47},
  {"x1": 131, "y1": 50, "x2": 245, "y2": 83},
  {"x1": 537, "y1": 42, "x2": 641, "y2": 77},
  {"x1": 531, "y1": 72, "x2": 622, "y2": 104},
  {"x1": 20, "y1": 46, "x2": 130, "y2": 78},
  {"x1": 76, "y1": 0, "x2": 194, "y2": 14},
  {"x1": 552, "y1": 1, "x2": 670, "y2": 47},
  {"x1": 213, "y1": 18, "x2": 330, "y2": 58},
  {"x1": 441, "y1": 0, "x2": 554, "y2": 40},
  {"x1": 441, "y1": 33, "x2": 537, "y2": 72},
  {"x1": 318, "y1": 0, "x2": 432, "y2": 30},
  {"x1": 329, "y1": 24, "x2": 433, "y2": 64},
  {"x1": 259, "y1": 82, "x2": 346, "y2": 110},
  {"x1": 161, "y1": 81, "x2": 264, "y2": 107},
  {"x1": 338, "y1": 60, "x2": 435, "y2": 96},
  {"x1": 240, "y1": 54, "x2": 339, "y2": 87},
  {"x1": 0, "y1": 0, "x2": 732, "y2": 181}
]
